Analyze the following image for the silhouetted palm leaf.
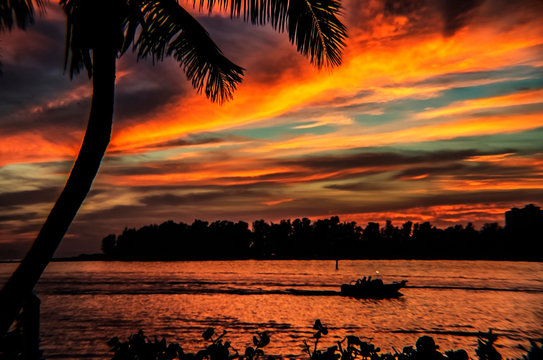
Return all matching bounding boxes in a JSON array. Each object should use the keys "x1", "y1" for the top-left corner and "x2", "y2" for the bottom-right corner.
[
  {"x1": 60, "y1": 0, "x2": 138, "y2": 78},
  {"x1": 287, "y1": 0, "x2": 346, "y2": 68},
  {"x1": 60, "y1": 0, "x2": 244, "y2": 103},
  {"x1": 137, "y1": 0, "x2": 245, "y2": 103},
  {"x1": 195, "y1": 0, "x2": 347, "y2": 68},
  {"x1": 0, "y1": 0, "x2": 44, "y2": 31}
]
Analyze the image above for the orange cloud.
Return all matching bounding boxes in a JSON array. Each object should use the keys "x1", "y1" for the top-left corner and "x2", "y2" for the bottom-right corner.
[
  {"x1": 0, "y1": 134, "x2": 80, "y2": 167},
  {"x1": 336, "y1": 203, "x2": 511, "y2": 228},
  {"x1": 105, "y1": 13, "x2": 543, "y2": 157}
]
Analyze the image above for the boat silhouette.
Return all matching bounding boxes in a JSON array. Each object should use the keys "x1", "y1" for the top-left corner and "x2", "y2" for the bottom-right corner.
[{"x1": 340, "y1": 277, "x2": 407, "y2": 298}]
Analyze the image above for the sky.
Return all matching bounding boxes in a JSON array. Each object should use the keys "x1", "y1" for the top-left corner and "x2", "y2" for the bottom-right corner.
[{"x1": 1, "y1": 0, "x2": 543, "y2": 258}]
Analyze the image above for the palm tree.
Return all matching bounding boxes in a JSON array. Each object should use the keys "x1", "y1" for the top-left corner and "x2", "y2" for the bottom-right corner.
[{"x1": 0, "y1": 0, "x2": 346, "y2": 337}]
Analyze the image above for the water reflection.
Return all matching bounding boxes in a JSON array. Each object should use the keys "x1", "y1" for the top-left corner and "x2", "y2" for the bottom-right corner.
[{"x1": 0, "y1": 260, "x2": 542, "y2": 359}]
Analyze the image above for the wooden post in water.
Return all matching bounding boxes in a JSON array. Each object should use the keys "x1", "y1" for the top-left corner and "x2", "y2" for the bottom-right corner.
[{"x1": 22, "y1": 292, "x2": 41, "y2": 360}]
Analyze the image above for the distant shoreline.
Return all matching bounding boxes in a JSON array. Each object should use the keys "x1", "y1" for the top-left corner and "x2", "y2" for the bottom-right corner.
[
  {"x1": 2, "y1": 255, "x2": 541, "y2": 263},
  {"x1": 51, "y1": 254, "x2": 543, "y2": 262}
]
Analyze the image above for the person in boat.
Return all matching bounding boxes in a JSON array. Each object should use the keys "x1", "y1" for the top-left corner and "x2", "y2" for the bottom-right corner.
[{"x1": 355, "y1": 276, "x2": 367, "y2": 285}]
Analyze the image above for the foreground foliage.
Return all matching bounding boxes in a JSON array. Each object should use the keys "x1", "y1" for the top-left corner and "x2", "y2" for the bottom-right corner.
[{"x1": 107, "y1": 320, "x2": 543, "y2": 360}]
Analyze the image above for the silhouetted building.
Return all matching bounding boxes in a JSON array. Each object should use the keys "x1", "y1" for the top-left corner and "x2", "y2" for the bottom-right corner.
[
  {"x1": 504, "y1": 204, "x2": 543, "y2": 260},
  {"x1": 505, "y1": 204, "x2": 543, "y2": 231}
]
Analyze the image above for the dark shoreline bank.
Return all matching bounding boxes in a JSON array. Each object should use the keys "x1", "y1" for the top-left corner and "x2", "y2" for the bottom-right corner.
[{"x1": 52, "y1": 255, "x2": 543, "y2": 262}]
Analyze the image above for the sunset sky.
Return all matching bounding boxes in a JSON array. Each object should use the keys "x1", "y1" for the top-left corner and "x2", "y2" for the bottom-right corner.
[{"x1": 1, "y1": 0, "x2": 543, "y2": 258}]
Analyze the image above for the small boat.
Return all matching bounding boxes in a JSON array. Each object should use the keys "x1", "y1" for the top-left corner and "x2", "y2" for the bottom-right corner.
[{"x1": 340, "y1": 278, "x2": 407, "y2": 298}]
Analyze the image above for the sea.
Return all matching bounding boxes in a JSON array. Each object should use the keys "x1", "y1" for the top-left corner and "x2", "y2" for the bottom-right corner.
[{"x1": 1, "y1": 260, "x2": 542, "y2": 359}]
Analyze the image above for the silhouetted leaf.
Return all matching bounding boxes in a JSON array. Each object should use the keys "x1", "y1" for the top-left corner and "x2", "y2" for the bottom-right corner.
[
  {"x1": 313, "y1": 319, "x2": 323, "y2": 330},
  {"x1": 0, "y1": 0, "x2": 45, "y2": 31},
  {"x1": 194, "y1": 0, "x2": 346, "y2": 68},
  {"x1": 202, "y1": 327, "x2": 215, "y2": 340},
  {"x1": 137, "y1": 0, "x2": 244, "y2": 103},
  {"x1": 346, "y1": 335, "x2": 362, "y2": 346},
  {"x1": 245, "y1": 346, "x2": 255, "y2": 357},
  {"x1": 107, "y1": 336, "x2": 119, "y2": 347},
  {"x1": 257, "y1": 332, "x2": 270, "y2": 347}
]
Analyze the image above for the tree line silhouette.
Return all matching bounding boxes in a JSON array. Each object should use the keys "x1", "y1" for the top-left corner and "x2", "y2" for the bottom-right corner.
[{"x1": 100, "y1": 204, "x2": 543, "y2": 261}]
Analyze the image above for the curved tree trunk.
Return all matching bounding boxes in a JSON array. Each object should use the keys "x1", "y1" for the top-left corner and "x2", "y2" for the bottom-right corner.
[{"x1": 0, "y1": 43, "x2": 117, "y2": 338}]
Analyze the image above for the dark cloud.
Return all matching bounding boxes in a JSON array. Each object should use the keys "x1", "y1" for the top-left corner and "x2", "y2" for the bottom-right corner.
[
  {"x1": 107, "y1": 134, "x2": 247, "y2": 155},
  {"x1": 394, "y1": 161, "x2": 541, "y2": 181},
  {"x1": 277, "y1": 149, "x2": 495, "y2": 171},
  {"x1": 113, "y1": 56, "x2": 191, "y2": 126},
  {"x1": 297, "y1": 189, "x2": 543, "y2": 216},
  {"x1": 402, "y1": 189, "x2": 543, "y2": 211},
  {"x1": 0, "y1": 97, "x2": 90, "y2": 144},
  {"x1": 439, "y1": 0, "x2": 485, "y2": 37},
  {"x1": 101, "y1": 148, "x2": 525, "y2": 187},
  {"x1": 151, "y1": 136, "x2": 223, "y2": 149},
  {"x1": 125, "y1": 181, "x2": 285, "y2": 193},
  {"x1": 345, "y1": 0, "x2": 541, "y2": 40},
  {"x1": 0, "y1": 187, "x2": 60, "y2": 207},
  {"x1": 0, "y1": 219, "x2": 42, "y2": 236},
  {"x1": 196, "y1": 14, "x2": 307, "y2": 84},
  {"x1": 384, "y1": 0, "x2": 426, "y2": 16},
  {"x1": 140, "y1": 188, "x2": 269, "y2": 207},
  {"x1": 0, "y1": 6, "x2": 89, "y2": 136},
  {"x1": 0, "y1": 212, "x2": 40, "y2": 223},
  {"x1": 100, "y1": 159, "x2": 204, "y2": 176},
  {"x1": 0, "y1": 241, "x2": 32, "y2": 260},
  {"x1": 326, "y1": 182, "x2": 396, "y2": 191}
]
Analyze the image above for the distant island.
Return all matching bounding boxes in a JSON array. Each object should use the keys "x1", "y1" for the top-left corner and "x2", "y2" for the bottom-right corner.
[{"x1": 87, "y1": 204, "x2": 542, "y2": 261}]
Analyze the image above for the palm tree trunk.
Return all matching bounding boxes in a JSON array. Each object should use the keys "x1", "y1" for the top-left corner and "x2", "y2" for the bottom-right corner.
[{"x1": 0, "y1": 43, "x2": 117, "y2": 338}]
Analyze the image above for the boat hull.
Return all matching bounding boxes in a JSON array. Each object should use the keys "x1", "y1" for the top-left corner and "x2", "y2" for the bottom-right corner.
[{"x1": 340, "y1": 280, "x2": 407, "y2": 298}]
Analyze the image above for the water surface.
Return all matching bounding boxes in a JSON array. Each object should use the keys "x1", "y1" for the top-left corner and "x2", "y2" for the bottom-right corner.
[{"x1": 1, "y1": 260, "x2": 542, "y2": 359}]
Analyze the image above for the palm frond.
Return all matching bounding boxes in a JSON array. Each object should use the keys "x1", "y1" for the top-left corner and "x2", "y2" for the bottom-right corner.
[
  {"x1": 60, "y1": 0, "x2": 145, "y2": 78},
  {"x1": 194, "y1": 0, "x2": 347, "y2": 68},
  {"x1": 60, "y1": 0, "x2": 93, "y2": 78},
  {"x1": 0, "y1": 0, "x2": 45, "y2": 31},
  {"x1": 120, "y1": 0, "x2": 146, "y2": 55},
  {"x1": 287, "y1": 0, "x2": 346, "y2": 68},
  {"x1": 137, "y1": 0, "x2": 245, "y2": 103}
]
